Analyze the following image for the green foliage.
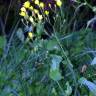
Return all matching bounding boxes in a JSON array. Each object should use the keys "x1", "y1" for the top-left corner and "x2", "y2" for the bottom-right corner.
[
  {"x1": 79, "y1": 77, "x2": 96, "y2": 96},
  {"x1": 0, "y1": 0, "x2": 96, "y2": 96},
  {"x1": 49, "y1": 55, "x2": 62, "y2": 81},
  {"x1": 0, "y1": 36, "x2": 6, "y2": 56}
]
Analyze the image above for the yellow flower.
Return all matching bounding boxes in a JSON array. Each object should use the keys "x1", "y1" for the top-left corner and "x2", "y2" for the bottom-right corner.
[
  {"x1": 23, "y1": 1, "x2": 30, "y2": 8},
  {"x1": 39, "y1": 2, "x2": 44, "y2": 8},
  {"x1": 35, "y1": 0, "x2": 39, "y2": 5},
  {"x1": 48, "y1": 3, "x2": 51, "y2": 8},
  {"x1": 20, "y1": 7, "x2": 26, "y2": 12},
  {"x1": 56, "y1": 0, "x2": 62, "y2": 7},
  {"x1": 19, "y1": 11, "x2": 26, "y2": 17},
  {"x1": 28, "y1": 32, "x2": 33, "y2": 39},
  {"x1": 44, "y1": 10, "x2": 49, "y2": 15},
  {"x1": 38, "y1": 14, "x2": 43, "y2": 20},
  {"x1": 29, "y1": 16, "x2": 34, "y2": 23},
  {"x1": 29, "y1": 6, "x2": 33, "y2": 10},
  {"x1": 34, "y1": 9, "x2": 39, "y2": 14}
]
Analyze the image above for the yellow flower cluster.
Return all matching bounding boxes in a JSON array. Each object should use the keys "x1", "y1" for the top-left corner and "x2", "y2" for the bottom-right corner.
[
  {"x1": 19, "y1": 0, "x2": 62, "y2": 18},
  {"x1": 19, "y1": 7, "x2": 26, "y2": 17},
  {"x1": 19, "y1": 0, "x2": 43, "y2": 21},
  {"x1": 19, "y1": 0, "x2": 62, "y2": 39}
]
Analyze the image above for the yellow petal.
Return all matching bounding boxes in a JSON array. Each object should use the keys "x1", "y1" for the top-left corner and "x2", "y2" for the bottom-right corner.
[
  {"x1": 29, "y1": 16, "x2": 34, "y2": 23},
  {"x1": 19, "y1": 11, "x2": 26, "y2": 17},
  {"x1": 20, "y1": 7, "x2": 26, "y2": 12},
  {"x1": 23, "y1": 1, "x2": 30, "y2": 8},
  {"x1": 34, "y1": 9, "x2": 39, "y2": 14},
  {"x1": 44, "y1": 10, "x2": 49, "y2": 15},
  {"x1": 29, "y1": 6, "x2": 33, "y2": 10},
  {"x1": 39, "y1": 2, "x2": 44, "y2": 8},
  {"x1": 56, "y1": 0, "x2": 62, "y2": 7},
  {"x1": 35, "y1": 0, "x2": 39, "y2": 5},
  {"x1": 48, "y1": 3, "x2": 51, "y2": 8},
  {"x1": 28, "y1": 32, "x2": 33, "y2": 39},
  {"x1": 38, "y1": 14, "x2": 43, "y2": 20}
]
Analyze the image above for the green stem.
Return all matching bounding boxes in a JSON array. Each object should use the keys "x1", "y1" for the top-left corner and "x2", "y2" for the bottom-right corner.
[
  {"x1": 56, "y1": 81, "x2": 65, "y2": 96},
  {"x1": 53, "y1": 32, "x2": 77, "y2": 96}
]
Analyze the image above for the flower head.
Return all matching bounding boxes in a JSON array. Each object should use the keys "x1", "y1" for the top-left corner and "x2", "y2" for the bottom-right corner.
[
  {"x1": 44, "y1": 10, "x2": 49, "y2": 15},
  {"x1": 20, "y1": 7, "x2": 26, "y2": 12},
  {"x1": 23, "y1": 1, "x2": 30, "y2": 8},
  {"x1": 29, "y1": 6, "x2": 34, "y2": 10},
  {"x1": 29, "y1": 16, "x2": 34, "y2": 23},
  {"x1": 19, "y1": 11, "x2": 26, "y2": 17},
  {"x1": 39, "y1": 2, "x2": 44, "y2": 8},
  {"x1": 38, "y1": 14, "x2": 43, "y2": 20},
  {"x1": 56, "y1": 0, "x2": 62, "y2": 7},
  {"x1": 28, "y1": 32, "x2": 34, "y2": 39},
  {"x1": 35, "y1": 0, "x2": 39, "y2": 5},
  {"x1": 19, "y1": 0, "x2": 62, "y2": 23}
]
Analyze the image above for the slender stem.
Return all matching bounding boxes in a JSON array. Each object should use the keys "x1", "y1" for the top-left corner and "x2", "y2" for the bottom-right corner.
[
  {"x1": 3, "y1": 0, "x2": 13, "y2": 36},
  {"x1": 56, "y1": 81, "x2": 65, "y2": 96},
  {"x1": 53, "y1": 31, "x2": 77, "y2": 95}
]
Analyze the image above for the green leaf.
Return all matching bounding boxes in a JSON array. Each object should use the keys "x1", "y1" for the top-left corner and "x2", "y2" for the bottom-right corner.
[
  {"x1": 36, "y1": 22, "x2": 44, "y2": 36},
  {"x1": 49, "y1": 55, "x2": 62, "y2": 81},
  {"x1": 52, "y1": 88, "x2": 58, "y2": 96},
  {"x1": 46, "y1": 39, "x2": 60, "y2": 51},
  {"x1": 79, "y1": 77, "x2": 96, "y2": 96},
  {"x1": 16, "y1": 48, "x2": 28, "y2": 64},
  {"x1": 65, "y1": 82, "x2": 72, "y2": 96},
  {"x1": 0, "y1": 36, "x2": 6, "y2": 55},
  {"x1": 51, "y1": 55, "x2": 62, "y2": 69},
  {"x1": 0, "y1": 36, "x2": 6, "y2": 49},
  {"x1": 50, "y1": 69, "x2": 62, "y2": 81},
  {"x1": 16, "y1": 28, "x2": 24, "y2": 42}
]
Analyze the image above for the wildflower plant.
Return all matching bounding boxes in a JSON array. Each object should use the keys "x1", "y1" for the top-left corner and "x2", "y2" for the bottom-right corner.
[
  {"x1": 19, "y1": 0, "x2": 62, "y2": 39},
  {"x1": 1, "y1": 0, "x2": 96, "y2": 96}
]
